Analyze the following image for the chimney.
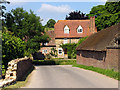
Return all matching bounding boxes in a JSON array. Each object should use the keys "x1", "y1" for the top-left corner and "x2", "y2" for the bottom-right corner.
[{"x1": 90, "y1": 16, "x2": 96, "y2": 33}]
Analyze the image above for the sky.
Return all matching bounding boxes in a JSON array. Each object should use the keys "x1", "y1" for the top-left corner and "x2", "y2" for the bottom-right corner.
[{"x1": 4, "y1": 0, "x2": 107, "y2": 25}]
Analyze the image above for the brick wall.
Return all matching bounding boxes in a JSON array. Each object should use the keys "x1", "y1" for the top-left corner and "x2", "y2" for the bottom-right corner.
[
  {"x1": 77, "y1": 48, "x2": 119, "y2": 71},
  {"x1": 105, "y1": 48, "x2": 119, "y2": 71}
]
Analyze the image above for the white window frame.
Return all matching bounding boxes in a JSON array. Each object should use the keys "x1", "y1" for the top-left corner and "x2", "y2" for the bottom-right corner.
[
  {"x1": 42, "y1": 50, "x2": 47, "y2": 54},
  {"x1": 44, "y1": 43, "x2": 48, "y2": 45},
  {"x1": 58, "y1": 48, "x2": 62, "y2": 55},
  {"x1": 64, "y1": 25, "x2": 69, "y2": 34},
  {"x1": 77, "y1": 25, "x2": 83, "y2": 33},
  {"x1": 63, "y1": 38, "x2": 68, "y2": 44}
]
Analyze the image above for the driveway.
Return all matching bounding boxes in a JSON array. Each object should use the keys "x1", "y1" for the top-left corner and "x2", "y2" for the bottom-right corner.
[{"x1": 23, "y1": 65, "x2": 118, "y2": 88}]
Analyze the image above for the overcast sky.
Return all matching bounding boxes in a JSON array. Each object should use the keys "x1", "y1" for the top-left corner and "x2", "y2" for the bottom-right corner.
[{"x1": 5, "y1": 0, "x2": 106, "y2": 25}]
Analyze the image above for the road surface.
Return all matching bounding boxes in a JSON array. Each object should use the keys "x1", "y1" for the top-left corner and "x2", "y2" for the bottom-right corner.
[{"x1": 23, "y1": 65, "x2": 118, "y2": 88}]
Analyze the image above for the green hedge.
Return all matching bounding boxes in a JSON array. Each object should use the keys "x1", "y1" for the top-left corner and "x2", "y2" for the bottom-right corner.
[{"x1": 33, "y1": 60, "x2": 76, "y2": 65}]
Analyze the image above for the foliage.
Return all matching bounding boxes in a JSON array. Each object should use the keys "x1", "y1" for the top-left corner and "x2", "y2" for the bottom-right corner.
[
  {"x1": 45, "y1": 19, "x2": 56, "y2": 28},
  {"x1": 77, "y1": 36, "x2": 88, "y2": 47},
  {"x1": 45, "y1": 54, "x2": 52, "y2": 60},
  {"x1": 50, "y1": 48, "x2": 57, "y2": 57},
  {"x1": 60, "y1": 43, "x2": 77, "y2": 59},
  {"x1": 2, "y1": 31, "x2": 26, "y2": 69},
  {"x1": 87, "y1": 1, "x2": 120, "y2": 31},
  {"x1": 4, "y1": 8, "x2": 50, "y2": 54},
  {"x1": 73, "y1": 64, "x2": 119, "y2": 80},
  {"x1": 65, "y1": 10, "x2": 88, "y2": 20},
  {"x1": 33, "y1": 59, "x2": 76, "y2": 65}
]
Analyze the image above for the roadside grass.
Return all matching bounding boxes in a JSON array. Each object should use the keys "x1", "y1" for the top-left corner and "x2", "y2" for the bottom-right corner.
[
  {"x1": 72, "y1": 64, "x2": 119, "y2": 80},
  {"x1": 32, "y1": 59, "x2": 76, "y2": 65},
  {"x1": 4, "y1": 66, "x2": 35, "y2": 88}
]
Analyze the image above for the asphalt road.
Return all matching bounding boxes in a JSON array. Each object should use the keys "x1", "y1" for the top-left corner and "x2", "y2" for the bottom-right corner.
[{"x1": 23, "y1": 65, "x2": 118, "y2": 88}]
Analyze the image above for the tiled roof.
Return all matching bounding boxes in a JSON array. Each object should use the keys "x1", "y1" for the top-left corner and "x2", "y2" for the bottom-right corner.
[
  {"x1": 46, "y1": 30, "x2": 56, "y2": 46},
  {"x1": 76, "y1": 23, "x2": 120, "y2": 51},
  {"x1": 54, "y1": 18, "x2": 97, "y2": 38}
]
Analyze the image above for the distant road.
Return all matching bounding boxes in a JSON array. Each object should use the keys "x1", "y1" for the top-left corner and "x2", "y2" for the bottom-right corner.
[{"x1": 23, "y1": 65, "x2": 118, "y2": 88}]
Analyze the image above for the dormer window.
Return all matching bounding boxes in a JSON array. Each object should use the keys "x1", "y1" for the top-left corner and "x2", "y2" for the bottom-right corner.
[
  {"x1": 77, "y1": 25, "x2": 83, "y2": 33},
  {"x1": 64, "y1": 25, "x2": 69, "y2": 34}
]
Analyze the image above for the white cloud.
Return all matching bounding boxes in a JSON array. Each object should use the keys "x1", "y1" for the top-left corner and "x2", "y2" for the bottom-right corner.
[
  {"x1": 37, "y1": 4, "x2": 73, "y2": 25},
  {"x1": 38, "y1": 4, "x2": 73, "y2": 14},
  {"x1": 7, "y1": 0, "x2": 108, "y2": 2}
]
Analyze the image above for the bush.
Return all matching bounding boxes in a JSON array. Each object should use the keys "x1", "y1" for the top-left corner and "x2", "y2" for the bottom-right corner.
[
  {"x1": 2, "y1": 32, "x2": 26, "y2": 69},
  {"x1": 60, "y1": 43, "x2": 77, "y2": 59}
]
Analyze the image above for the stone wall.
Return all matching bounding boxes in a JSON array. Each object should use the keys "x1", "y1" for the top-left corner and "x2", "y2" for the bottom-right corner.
[
  {"x1": 77, "y1": 48, "x2": 119, "y2": 71},
  {"x1": 0, "y1": 57, "x2": 33, "y2": 87}
]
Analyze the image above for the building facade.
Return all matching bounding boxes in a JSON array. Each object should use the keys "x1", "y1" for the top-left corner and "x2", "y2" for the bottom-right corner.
[{"x1": 40, "y1": 16, "x2": 97, "y2": 58}]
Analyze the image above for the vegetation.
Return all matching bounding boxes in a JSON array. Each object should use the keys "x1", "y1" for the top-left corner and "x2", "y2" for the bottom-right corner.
[
  {"x1": 60, "y1": 43, "x2": 77, "y2": 59},
  {"x1": 65, "y1": 10, "x2": 88, "y2": 20},
  {"x1": 45, "y1": 19, "x2": 56, "y2": 28},
  {"x1": 33, "y1": 59, "x2": 76, "y2": 65},
  {"x1": 76, "y1": 36, "x2": 88, "y2": 47},
  {"x1": 4, "y1": 8, "x2": 50, "y2": 55},
  {"x1": 60, "y1": 37, "x2": 88, "y2": 59},
  {"x1": 50, "y1": 48, "x2": 58, "y2": 58},
  {"x1": 2, "y1": 31, "x2": 26, "y2": 69},
  {"x1": 87, "y1": 1, "x2": 120, "y2": 31},
  {"x1": 73, "y1": 64, "x2": 119, "y2": 80}
]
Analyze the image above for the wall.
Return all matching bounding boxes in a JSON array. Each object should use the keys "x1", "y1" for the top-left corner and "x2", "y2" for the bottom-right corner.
[
  {"x1": 77, "y1": 48, "x2": 119, "y2": 71},
  {"x1": 105, "y1": 48, "x2": 119, "y2": 71},
  {"x1": 0, "y1": 57, "x2": 33, "y2": 87}
]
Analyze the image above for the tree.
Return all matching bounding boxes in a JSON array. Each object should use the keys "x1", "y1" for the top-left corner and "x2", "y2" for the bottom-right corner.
[
  {"x1": 2, "y1": 31, "x2": 26, "y2": 69},
  {"x1": 87, "y1": 1, "x2": 120, "y2": 31},
  {"x1": 45, "y1": 19, "x2": 56, "y2": 28},
  {"x1": 4, "y1": 8, "x2": 50, "y2": 54},
  {"x1": 65, "y1": 10, "x2": 88, "y2": 20}
]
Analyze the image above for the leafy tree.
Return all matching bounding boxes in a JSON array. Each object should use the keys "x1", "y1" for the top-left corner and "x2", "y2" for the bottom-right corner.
[
  {"x1": 45, "y1": 19, "x2": 56, "y2": 28},
  {"x1": 2, "y1": 31, "x2": 26, "y2": 69},
  {"x1": 4, "y1": 8, "x2": 50, "y2": 54},
  {"x1": 65, "y1": 10, "x2": 88, "y2": 20},
  {"x1": 87, "y1": 1, "x2": 120, "y2": 31}
]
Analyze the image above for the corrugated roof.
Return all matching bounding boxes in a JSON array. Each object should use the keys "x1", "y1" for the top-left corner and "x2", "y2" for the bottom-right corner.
[{"x1": 76, "y1": 23, "x2": 120, "y2": 51}]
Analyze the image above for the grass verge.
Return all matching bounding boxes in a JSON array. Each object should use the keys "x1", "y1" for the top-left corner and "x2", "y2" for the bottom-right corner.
[
  {"x1": 33, "y1": 59, "x2": 76, "y2": 65},
  {"x1": 72, "y1": 64, "x2": 119, "y2": 80},
  {"x1": 4, "y1": 66, "x2": 35, "y2": 88}
]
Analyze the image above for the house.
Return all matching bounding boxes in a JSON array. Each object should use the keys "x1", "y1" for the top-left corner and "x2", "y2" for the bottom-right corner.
[
  {"x1": 76, "y1": 23, "x2": 120, "y2": 71},
  {"x1": 40, "y1": 16, "x2": 97, "y2": 58}
]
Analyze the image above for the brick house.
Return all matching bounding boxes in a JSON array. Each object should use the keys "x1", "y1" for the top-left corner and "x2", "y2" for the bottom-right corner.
[
  {"x1": 76, "y1": 23, "x2": 120, "y2": 71},
  {"x1": 40, "y1": 16, "x2": 97, "y2": 58}
]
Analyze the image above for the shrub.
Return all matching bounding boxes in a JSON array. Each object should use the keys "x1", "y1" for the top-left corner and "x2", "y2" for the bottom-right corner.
[
  {"x1": 60, "y1": 43, "x2": 77, "y2": 59},
  {"x1": 2, "y1": 32, "x2": 26, "y2": 69}
]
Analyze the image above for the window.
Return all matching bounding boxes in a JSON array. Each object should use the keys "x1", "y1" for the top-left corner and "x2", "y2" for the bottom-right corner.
[
  {"x1": 64, "y1": 25, "x2": 69, "y2": 34},
  {"x1": 58, "y1": 48, "x2": 62, "y2": 55},
  {"x1": 63, "y1": 38, "x2": 68, "y2": 44},
  {"x1": 77, "y1": 25, "x2": 83, "y2": 33},
  {"x1": 44, "y1": 43, "x2": 48, "y2": 45},
  {"x1": 42, "y1": 50, "x2": 47, "y2": 54}
]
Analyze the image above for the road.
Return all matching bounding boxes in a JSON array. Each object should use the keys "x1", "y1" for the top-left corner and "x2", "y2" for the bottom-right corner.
[{"x1": 23, "y1": 65, "x2": 118, "y2": 88}]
